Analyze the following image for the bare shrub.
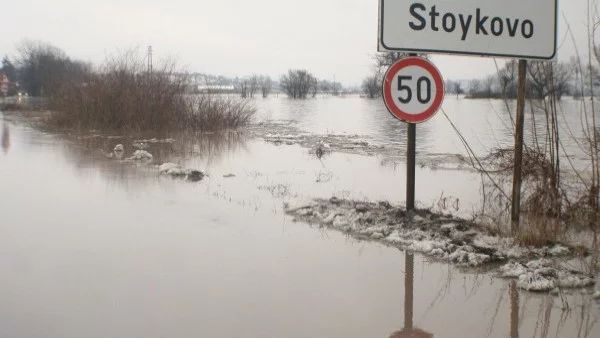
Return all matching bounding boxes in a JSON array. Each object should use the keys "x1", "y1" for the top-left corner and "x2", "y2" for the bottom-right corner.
[
  {"x1": 474, "y1": 145, "x2": 564, "y2": 245},
  {"x1": 450, "y1": 57, "x2": 595, "y2": 249},
  {"x1": 185, "y1": 95, "x2": 255, "y2": 131},
  {"x1": 280, "y1": 69, "x2": 317, "y2": 99},
  {"x1": 47, "y1": 49, "x2": 255, "y2": 132},
  {"x1": 259, "y1": 75, "x2": 272, "y2": 98},
  {"x1": 361, "y1": 73, "x2": 382, "y2": 99}
]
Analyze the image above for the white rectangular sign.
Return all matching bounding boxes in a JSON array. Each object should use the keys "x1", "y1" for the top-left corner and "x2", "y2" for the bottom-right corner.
[{"x1": 379, "y1": 0, "x2": 557, "y2": 60}]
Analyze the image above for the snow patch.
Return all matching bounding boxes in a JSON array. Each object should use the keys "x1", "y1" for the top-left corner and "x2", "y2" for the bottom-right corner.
[
  {"x1": 371, "y1": 233, "x2": 384, "y2": 240},
  {"x1": 526, "y1": 258, "x2": 553, "y2": 270},
  {"x1": 285, "y1": 197, "x2": 597, "y2": 292},
  {"x1": 158, "y1": 162, "x2": 204, "y2": 181},
  {"x1": 500, "y1": 262, "x2": 529, "y2": 278},
  {"x1": 556, "y1": 272, "x2": 595, "y2": 288},
  {"x1": 127, "y1": 150, "x2": 153, "y2": 161},
  {"x1": 518, "y1": 273, "x2": 556, "y2": 292},
  {"x1": 500, "y1": 259, "x2": 595, "y2": 291},
  {"x1": 548, "y1": 245, "x2": 570, "y2": 256}
]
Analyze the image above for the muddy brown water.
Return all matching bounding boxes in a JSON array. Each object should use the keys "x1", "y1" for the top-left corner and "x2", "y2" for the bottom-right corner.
[{"x1": 1, "y1": 96, "x2": 599, "y2": 337}]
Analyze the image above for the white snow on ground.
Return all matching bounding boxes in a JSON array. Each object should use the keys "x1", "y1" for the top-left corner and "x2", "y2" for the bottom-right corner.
[
  {"x1": 159, "y1": 163, "x2": 188, "y2": 175},
  {"x1": 500, "y1": 262, "x2": 529, "y2": 278},
  {"x1": 127, "y1": 150, "x2": 153, "y2": 161},
  {"x1": 518, "y1": 273, "x2": 556, "y2": 292},
  {"x1": 500, "y1": 258, "x2": 595, "y2": 291},
  {"x1": 158, "y1": 162, "x2": 204, "y2": 181},
  {"x1": 286, "y1": 197, "x2": 597, "y2": 293},
  {"x1": 557, "y1": 272, "x2": 595, "y2": 288},
  {"x1": 548, "y1": 245, "x2": 570, "y2": 256}
]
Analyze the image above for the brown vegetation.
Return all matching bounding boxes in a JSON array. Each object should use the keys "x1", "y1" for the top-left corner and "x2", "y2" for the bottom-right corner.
[
  {"x1": 280, "y1": 69, "x2": 317, "y2": 99},
  {"x1": 463, "y1": 74, "x2": 599, "y2": 250},
  {"x1": 11, "y1": 43, "x2": 255, "y2": 132}
]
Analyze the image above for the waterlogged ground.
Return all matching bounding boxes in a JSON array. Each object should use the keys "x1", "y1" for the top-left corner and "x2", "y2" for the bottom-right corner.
[{"x1": 1, "y1": 95, "x2": 600, "y2": 337}]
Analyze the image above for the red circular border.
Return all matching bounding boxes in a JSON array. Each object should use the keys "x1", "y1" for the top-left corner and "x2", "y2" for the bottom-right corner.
[{"x1": 382, "y1": 57, "x2": 445, "y2": 123}]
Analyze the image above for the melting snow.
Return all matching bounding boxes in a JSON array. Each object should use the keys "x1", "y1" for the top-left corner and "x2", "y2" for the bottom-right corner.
[
  {"x1": 158, "y1": 162, "x2": 204, "y2": 181},
  {"x1": 285, "y1": 197, "x2": 597, "y2": 293},
  {"x1": 518, "y1": 273, "x2": 556, "y2": 292},
  {"x1": 127, "y1": 150, "x2": 153, "y2": 161}
]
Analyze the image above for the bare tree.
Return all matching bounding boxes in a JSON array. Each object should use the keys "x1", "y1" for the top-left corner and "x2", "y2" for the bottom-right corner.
[
  {"x1": 259, "y1": 75, "x2": 272, "y2": 98},
  {"x1": 527, "y1": 61, "x2": 574, "y2": 100},
  {"x1": 239, "y1": 80, "x2": 248, "y2": 98},
  {"x1": 319, "y1": 80, "x2": 332, "y2": 94},
  {"x1": 311, "y1": 78, "x2": 318, "y2": 98},
  {"x1": 374, "y1": 52, "x2": 416, "y2": 71},
  {"x1": 498, "y1": 60, "x2": 518, "y2": 98},
  {"x1": 453, "y1": 81, "x2": 464, "y2": 98},
  {"x1": 280, "y1": 69, "x2": 316, "y2": 99},
  {"x1": 332, "y1": 81, "x2": 341, "y2": 96},
  {"x1": 249, "y1": 75, "x2": 259, "y2": 98},
  {"x1": 445, "y1": 79, "x2": 464, "y2": 98},
  {"x1": 1, "y1": 56, "x2": 17, "y2": 82},
  {"x1": 483, "y1": 75, "x2": 495, "y2": 97},
  {"x1": 361, "y1": 72, "x2": 382, "y2": 99},
  {"x1": 1, "y1": 56, "x2": 18, "y2": 95},
  {"x1": 469, "y1": 79, "x2": 482, "y2": 96},
  {"x1": 16, "y1": 40, "x2": 90, "y2": 97}
]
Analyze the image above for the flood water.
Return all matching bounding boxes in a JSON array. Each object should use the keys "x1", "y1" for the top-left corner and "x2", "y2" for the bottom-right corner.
[{"x1": 1, "y1": 96, "x2": 599, "y2": 338}]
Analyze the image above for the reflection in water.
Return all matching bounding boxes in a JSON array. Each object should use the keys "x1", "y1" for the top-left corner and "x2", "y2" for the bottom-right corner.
[
  {"x1": 390, "y1": 253, "x2": 434, "y2": 338},
  {"x1": 54, "y1": 130, "x2": 249, "y2": 186},
  {"x1": 1, "y1": 122, "x2": 9, "y2": 154},
  {"x1": 175, "y1": 131, "x2": 249, "y2": 167},
  {"x1": 510, "y1": 281, "x2": 518, "y2": 338}
]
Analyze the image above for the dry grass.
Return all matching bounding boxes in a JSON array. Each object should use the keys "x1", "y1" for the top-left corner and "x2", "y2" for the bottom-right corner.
[
  {"x1": 183, "y1": 95, "x2": 255, "y2": 131},
  {"x1": 47, "y1": 50, "x2": 255, "y2": 132}
]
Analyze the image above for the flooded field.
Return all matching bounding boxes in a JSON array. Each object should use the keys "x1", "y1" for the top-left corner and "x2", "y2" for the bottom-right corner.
[{"x1": 1, "y1": 96, "x2": 599, "y2": 337}]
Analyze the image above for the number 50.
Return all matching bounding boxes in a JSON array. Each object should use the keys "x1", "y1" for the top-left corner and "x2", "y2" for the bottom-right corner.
[{"x1": 397, "y1": 76, "x2": 431, "y2": 104}]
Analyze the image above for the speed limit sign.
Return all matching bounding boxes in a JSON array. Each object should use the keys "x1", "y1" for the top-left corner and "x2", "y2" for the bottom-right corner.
[{"x1": 382, "y1": 57, "x2": 444, "y2": 123}]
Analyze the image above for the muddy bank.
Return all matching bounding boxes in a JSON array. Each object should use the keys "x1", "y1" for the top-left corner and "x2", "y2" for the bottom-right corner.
[{"x1": 285, "y1": 197, "x2": 598, "y2": 293}]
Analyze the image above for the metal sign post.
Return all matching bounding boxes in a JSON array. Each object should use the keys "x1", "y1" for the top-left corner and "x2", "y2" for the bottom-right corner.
[
  {"x1": 379, "y1": 0, "x2": 556, "y2": 218},
  {"x1": 407, "y1": 122, "x2": 416, "y2": 211},
  {"x1": 382, "y1": 56, "x2": 445, "y2": 210}
]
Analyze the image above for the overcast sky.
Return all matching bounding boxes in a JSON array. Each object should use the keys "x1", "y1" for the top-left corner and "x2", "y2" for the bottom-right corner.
[{"x1": 1, "y1": 0, "x2": 593, "y2": 86}]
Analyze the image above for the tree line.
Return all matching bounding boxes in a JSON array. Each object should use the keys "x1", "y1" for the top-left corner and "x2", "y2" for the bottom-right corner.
[
  {"x1": 359, "y1": 54, "x2": 594, "y2": 101},
  {"x1": 272, "y1": 70, "x2": 343, "y2": 99},
  {"x1": 0, "y1": 40, "x2": 91, "y2": 97},
  {"x1": 360, "y1": 52, "x2": 426, "y2": 99},
  {"x1": 460, "y1": 60, "x2": 576, "y2": 100}
]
